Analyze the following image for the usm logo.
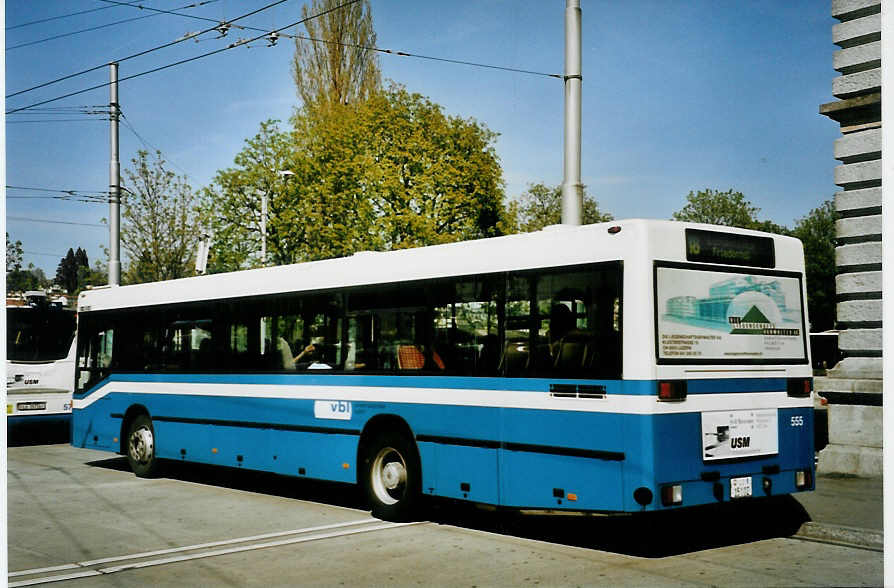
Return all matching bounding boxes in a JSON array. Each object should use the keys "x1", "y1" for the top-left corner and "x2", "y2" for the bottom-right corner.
[{"x1": 731, "y1": 436, "x2": 751, "y2": 449}]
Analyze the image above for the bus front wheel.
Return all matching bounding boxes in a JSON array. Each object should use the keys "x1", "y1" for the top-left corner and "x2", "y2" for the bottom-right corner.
[
  {"x1": 126, "y1": 414, "x2": 160, "y2": 478},
  {"x1": 362, "y1": 431, "x2": 421, "y2": 522}
]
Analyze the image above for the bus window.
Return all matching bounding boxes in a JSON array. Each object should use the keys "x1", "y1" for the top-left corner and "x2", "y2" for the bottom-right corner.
[{"x1": 76, "y1": 322, "x2": 115, "y2": 393}]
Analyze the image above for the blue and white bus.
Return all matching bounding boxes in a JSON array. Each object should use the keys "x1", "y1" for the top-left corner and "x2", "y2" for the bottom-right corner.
[
  {"x1": 72, "y1": 220, "x2": 815, "y2": 520},
  {"x1": 7, "y1": 294, "x2": 77, "y2": 428}
]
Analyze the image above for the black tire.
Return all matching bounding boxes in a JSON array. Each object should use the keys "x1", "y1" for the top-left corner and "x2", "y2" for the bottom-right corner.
[
  {"x1": 362, "y1": 431, "x2": 422, "y2": 522},
  {"x1": 126, "y1": 414, "x2": 160, "y2": 478}
]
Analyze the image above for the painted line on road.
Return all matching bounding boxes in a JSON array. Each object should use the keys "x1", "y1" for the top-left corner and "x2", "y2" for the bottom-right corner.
[{"x1": 9, "y1": 518, "x2": 423, "y2": 586}]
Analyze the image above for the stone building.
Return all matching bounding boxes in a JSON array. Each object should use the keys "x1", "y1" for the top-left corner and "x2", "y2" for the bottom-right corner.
[{"x1": 817, "y1": 0, "x2": 882, "y2": 476}]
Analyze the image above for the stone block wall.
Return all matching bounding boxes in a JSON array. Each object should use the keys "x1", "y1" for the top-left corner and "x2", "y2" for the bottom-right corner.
[{"x1": 816, "y1": 0, "x2": 882, "y2": 477}]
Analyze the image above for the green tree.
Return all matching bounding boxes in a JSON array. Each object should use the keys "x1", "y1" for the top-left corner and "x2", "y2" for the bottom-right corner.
[
  {"x1": 504, "y1": 182, "x2": 613, "y2": 233},
  {"x1": 203, "y1": 120, "x2": 298, "y2": 271},
  {"x1": 55, "y1": 248, "x2": 89, "y2": 293},
  {"x1": 291, "y1": 0, "x2": 380, "y2": 108},
  {"x1": 122, "y1": 150, "x2": 208, "y2": 283},
  {"x1": 6, "y1": 266, "x2": 43, "y2": 293},
  {"x1": 6, "y1": 233, "x2": 23, "y2": 272},
  {"x1": 672, "y1": 189, "x2": 761, "y2": 228},
  {"x1": 792, "y1": 200, "x2": 836, "y2": 332},
  {"x1": 207, "y1": 84, "x2": 507, "y2": 269}
]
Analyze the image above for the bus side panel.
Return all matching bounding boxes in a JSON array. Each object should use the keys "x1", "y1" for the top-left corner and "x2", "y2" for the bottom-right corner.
[
  {"x1": 417, "y1": 442, "x2": 500, "y2": 504},
  {"x1": 499, "y1": 450, "x2": 624, "y2": 510},
  {"x1": 397, "y1": 403, "x2": 502, "y2": 504},
  {"x1": 498, "y1": 408, "x2": 625, "y2": 511},
  {"x1": 72, "y1": 397, "x2": 119, "y2": 451},
  {"x1": 619, "y1": 413, "x2": 658, "y2": 512},
  {"x1": 155, "y1": 420, "x2": 358, "y2": 483}
]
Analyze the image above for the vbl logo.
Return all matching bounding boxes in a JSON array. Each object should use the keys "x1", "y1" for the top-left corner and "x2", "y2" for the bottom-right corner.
[
  {"x1": 314, "y1": 399, "x2": 352, "y2": 420},
  {"x1": 330, "y1": 401, "x2": 350, "y2": 413}
]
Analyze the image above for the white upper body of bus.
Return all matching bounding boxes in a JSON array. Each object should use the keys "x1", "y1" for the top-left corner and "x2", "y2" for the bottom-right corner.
[{"x1": 77, "y1": 219, "x2": 810, "y2": 383}]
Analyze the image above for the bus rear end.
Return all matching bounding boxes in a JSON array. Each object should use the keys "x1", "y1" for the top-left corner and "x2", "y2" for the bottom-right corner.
[{"x1": 625, "y1": 224, "x2": 815, "y2": 511}]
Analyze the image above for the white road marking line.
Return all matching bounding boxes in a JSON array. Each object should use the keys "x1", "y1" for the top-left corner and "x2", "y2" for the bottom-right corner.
[
  {"x1": 8, "y1": 565, "x2": 80, "y2": 578},
  {"x1": 8, "y1": 518, "x2": 417, "y2": 586},
  {"x1": 79, "y1": 518, "x2": 380, "y2": 566},
  {"x1": 99, "y1": 522, "x2": 419, "y2": 574}
]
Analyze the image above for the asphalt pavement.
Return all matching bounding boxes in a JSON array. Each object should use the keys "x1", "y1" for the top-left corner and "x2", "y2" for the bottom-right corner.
[{"x1": 793, "y1": 473, "x2": 884, "y2": 551}]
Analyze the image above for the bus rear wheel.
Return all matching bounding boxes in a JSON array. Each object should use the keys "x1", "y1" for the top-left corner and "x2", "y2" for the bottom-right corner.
[
  {"x1": 126, "y1": 414, "x2": 160, "y2": 478},
  {"x1": 362, "y1": 431, "x2": 421, "y2": 522}
]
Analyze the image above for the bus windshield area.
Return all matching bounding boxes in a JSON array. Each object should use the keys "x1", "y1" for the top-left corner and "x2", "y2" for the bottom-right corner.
[{"x1": 7, "y1": 307, "x2": 76, "y2": 362}]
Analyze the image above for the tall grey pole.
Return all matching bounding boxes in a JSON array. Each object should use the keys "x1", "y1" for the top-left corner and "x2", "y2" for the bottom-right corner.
[
  {"x1": 561, "y1": 0, "x2": 583, "y2": 225},
  {"x1": 109, "y1": 62, "x2": 121, "y2": 286}
]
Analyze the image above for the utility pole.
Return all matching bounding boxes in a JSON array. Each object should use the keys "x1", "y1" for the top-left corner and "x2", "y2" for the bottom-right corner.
[
  {"x1": 561, "y1": 0, "x2": 583, "y2": 225},
  {"x1": 109, "y1": 62, "x2": 121, "y2": 286}
]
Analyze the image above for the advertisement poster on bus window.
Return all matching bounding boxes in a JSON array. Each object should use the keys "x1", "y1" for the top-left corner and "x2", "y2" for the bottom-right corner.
[{"x1": 656, "y1": 266, "x2": 806, "y2": 363}]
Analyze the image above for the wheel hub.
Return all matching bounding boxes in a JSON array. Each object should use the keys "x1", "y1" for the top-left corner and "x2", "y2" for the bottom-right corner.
[
  {"x1": 382, "y1": 461, "x2": 406, "y2": 490},
  {"x1": 129, "y1": 427, "x2": 153, "y2": 464}
]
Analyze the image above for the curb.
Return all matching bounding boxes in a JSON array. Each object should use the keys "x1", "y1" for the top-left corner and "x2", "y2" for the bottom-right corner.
[{"x1": 795, "y1": 521, "x2": 884, "y2": 551}]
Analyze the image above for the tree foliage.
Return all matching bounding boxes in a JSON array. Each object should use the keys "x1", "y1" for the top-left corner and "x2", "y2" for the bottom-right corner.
[
  {"x1": 6, "y1": 234, "x2": 50, "y2": 293},
  {"x1": 291, "y1": 0, "x2": 380, "y2": 108},
  {"x1": 672, "y1": 189, "x2": 763, "y2": 229},
  {"x1": 55, "y1": 248, "x2": 89, "y2": 293},
  {"x1": 122, "y1": 150, "x2": 208, "y2": 283},
  {"x1": 503, "y1": 183, "x2": 613, "y2": 233},
  {"x1": 203, "y1": 120, "x2": 296, "y2": 271},
  {"x1": 207, "y1": 84, "x2": 507, "y2": 270},
  {"x1": 792, "y1": 200, "x2": 836, "y2": 332},
  {"x1": 6, "y1": 232, "x2": 23, "y2": 272}
]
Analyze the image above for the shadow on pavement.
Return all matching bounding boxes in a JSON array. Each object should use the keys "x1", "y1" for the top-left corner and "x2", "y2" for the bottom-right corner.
[
  {"x1": 426, "y1": 495, "x2": 810, "y2": 557},
  {"x1": 8, "y1": 421, "x2": 71, "y2": 447},
  {"x1": 86, "y1": 456, "x2": 368, "y2": 511},
  {"x1": 85, "y1": 456, "x2": 810, "y2": 558}
]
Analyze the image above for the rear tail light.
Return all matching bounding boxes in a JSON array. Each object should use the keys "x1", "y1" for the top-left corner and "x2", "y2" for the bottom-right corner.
[
  {"x1": 787, "y1": 378, "x2": 812, "y2": 398},
  {"x1": 660, "y1": 484, "x2": 683, "y2": 506},
  {"x1": 795, "y1": 469, "x2": 813, "y2": 490},
  {"x1": 658, "y1": 380, "x2": 687, "y2": 401}
]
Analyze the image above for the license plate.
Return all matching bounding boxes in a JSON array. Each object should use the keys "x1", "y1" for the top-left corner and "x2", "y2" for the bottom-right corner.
[
  {"x1": 731, "y1": 476, "x2": 752, "y2": 499},
  {"x1": 17, "y1": 401, "x2": 47, "y2": 411}
]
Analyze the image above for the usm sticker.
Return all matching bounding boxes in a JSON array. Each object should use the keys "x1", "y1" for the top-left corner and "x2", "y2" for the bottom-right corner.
[{"x1": 314, "y1": 400, "x2": 352, "y2": 420}]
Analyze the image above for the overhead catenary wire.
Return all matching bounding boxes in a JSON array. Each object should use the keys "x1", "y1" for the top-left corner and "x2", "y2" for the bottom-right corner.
[
  {"x1": 120, "y1": 113, "x2": 194, "y2": 179},
  {"x1": 23, "y1": 251, "x2": 69, "y2": 258},
  {"x1": 6, "y1": 0, "x2": 363, "y2": 115},
  {"x1": 6, "y1": 119, "x2": 108, "y2": 124},
  {"x1": 7, "y1": 0, "x2": 220, "y2": 51},
  {"x1": 97, "y1": 0, "x2": 226, "y2": 27},
  {"x1": 6, "y1": 0, "x2": 288, "y2": 100},
  {"x1": 8, "y1": 216, "x2": 108, "y2": 228},
  {"x1": 8, "y1": 194, "x2": 109, "y2": 203},
  {"x1": 5, "y1": 1, "x2": 158, "y2": 31},
  {"x1": 93, "y1": 1, "x2": 562, "y2": 79},
  {"x1": 6, "y1": 186, "x2": 111, "y2": 203}
]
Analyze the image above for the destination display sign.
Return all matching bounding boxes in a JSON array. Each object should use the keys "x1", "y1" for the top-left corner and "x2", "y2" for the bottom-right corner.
[{"x1": 685, "y1": 229, "x2": 775, "y2": 268}]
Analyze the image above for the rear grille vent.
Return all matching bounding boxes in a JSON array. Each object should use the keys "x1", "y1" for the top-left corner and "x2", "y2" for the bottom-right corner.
[{"x1": 550, "y1": 384, "x2": 606, "y2": 399}]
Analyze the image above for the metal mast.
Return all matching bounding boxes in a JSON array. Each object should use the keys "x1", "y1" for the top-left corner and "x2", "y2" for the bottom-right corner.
[
  {"x1": 561, "y1": 0, "x2": 583, "y2": 225},
  {"x1": 109, "y1": 62, "x2": 121, "y2": 286}
]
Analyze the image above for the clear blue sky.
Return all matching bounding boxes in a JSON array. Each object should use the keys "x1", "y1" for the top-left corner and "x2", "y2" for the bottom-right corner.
[{"x1": 5, "y1": 0, "x2": 839, "y2": 277}]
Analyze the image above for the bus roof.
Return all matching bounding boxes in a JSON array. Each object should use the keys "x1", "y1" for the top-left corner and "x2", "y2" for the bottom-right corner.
[{"x1": 78, "y1": 219, "x2": 805, "y2": 313}]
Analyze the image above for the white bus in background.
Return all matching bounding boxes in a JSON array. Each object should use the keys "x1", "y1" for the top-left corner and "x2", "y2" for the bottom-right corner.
[{"x1": 7, "y1": 292, "x2": 77, "y2": 428}]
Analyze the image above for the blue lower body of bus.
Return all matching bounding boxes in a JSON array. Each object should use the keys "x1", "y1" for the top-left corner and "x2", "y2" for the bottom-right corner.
[{"x1": 72, "y1": 374, "x2": 815, "y2": 513}]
